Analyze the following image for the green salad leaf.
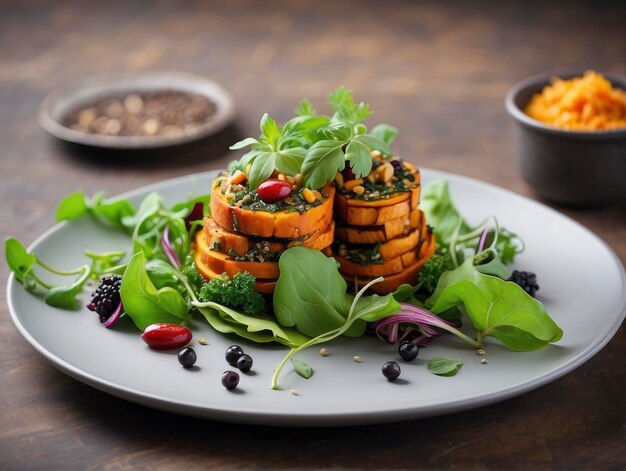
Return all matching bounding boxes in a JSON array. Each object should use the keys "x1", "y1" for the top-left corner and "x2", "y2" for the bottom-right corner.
[
  {"x1": 420, "y1": 179, "x2": 472, "y2": 246},
  {"x1": 5, "y1": 237, "x2": 37, "y2": 283},
  {"x1": 56, "y1": 190, "x2": 136, "y2": 232},
  {"x1": 194, "y1": 301, "x2": 310, "y2": 348},
  {"x1": 120, "y1": 252, "x2": 188, "y2": 330},
  {"x1": 273, "y1": 247, "x2": 361, "y2": 338},
  {"x1": 428, "y1": 358, "x2": 464, "y2": 376},
  {"x1": 426, "y1": 259, "x2": 563, "y2": 351},
  {"x1": 291, "y1": 359, "x2": 313, "y2": 379}
]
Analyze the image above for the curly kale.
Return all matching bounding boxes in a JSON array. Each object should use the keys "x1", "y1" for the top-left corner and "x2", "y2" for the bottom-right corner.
[
  {"x1": 181, "y1": 256, "x2": 205, "y2": 295},
  {"x1": 419, "y1": 253, "x2": 454, "y2": 293},
  {"x1": 198, "y1": 272, "x2": 266, "y2": 316}
]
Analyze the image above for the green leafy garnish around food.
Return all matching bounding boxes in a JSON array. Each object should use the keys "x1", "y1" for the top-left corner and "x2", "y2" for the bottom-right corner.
[
  {"x1": 120, "y1": 252, "x2": 189, "y2": 330},
  {"x1": 427, "y1": 358, "x2": 464, "y2": 377},
  {"x1": 425, "y1": 259, "x2": 562, "y2": 351},
  {"x1": 56, "y1": 190, "x2": 136, "y2": 232},
  {"x1": 198, "y1": 272, "x2": 265, "y2": 317},
  {"x1": 228, "y1": 87, "x2": 394, "y2": 189},
  {"x1": 271, "y1": 247, "x2": 400, "y2": 389},
  {"x1": 291, "y1": 359, "x2": 313, "y2": 379},
  {"x1": 5, "y1": 237, "x2": 91, "y2": 309}
]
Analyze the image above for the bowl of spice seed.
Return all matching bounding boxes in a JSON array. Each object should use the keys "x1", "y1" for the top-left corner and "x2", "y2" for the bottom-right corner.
[{"x1": 39, "y1": 71, "x2": 235, "y2": 149}]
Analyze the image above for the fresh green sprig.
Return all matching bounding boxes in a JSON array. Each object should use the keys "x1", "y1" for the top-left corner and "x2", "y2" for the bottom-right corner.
[
  {"x1": 229, "y1": 87, "x2": 396, "y2": 189},
  {"x1": 5, "y1": 237, "x2": 91, "y2": 309}
]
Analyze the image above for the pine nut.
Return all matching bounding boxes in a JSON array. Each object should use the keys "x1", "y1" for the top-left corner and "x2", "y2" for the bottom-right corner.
[
  {"x1": 344, "y1": 178, "x2": 363, "y2": 191},
  {"x1": 230, "y1": 170, "x2": 247, "y2": 185},
  {"x1": 334, "y1": 172, "x2": 344, "y2": 187},
  {"x1": 352, "y1": 185, "x2": 365, "y2": 195},
  {"x1": 302, "y1": 188, "x2": 316, "y2": 203}
]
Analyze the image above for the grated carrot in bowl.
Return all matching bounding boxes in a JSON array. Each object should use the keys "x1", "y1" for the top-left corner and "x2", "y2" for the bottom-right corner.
[{"x1": 524, "y1": 71, "x2": 626, "y2": 131}]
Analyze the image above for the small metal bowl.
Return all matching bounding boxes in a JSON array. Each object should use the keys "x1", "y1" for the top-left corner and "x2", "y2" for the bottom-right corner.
[
  {"x1": 505, "y1": 72, "x2": 626, "y2": 206},
  {"x1": 39, "y1": 71, "x2": 235, "y2": 149}
]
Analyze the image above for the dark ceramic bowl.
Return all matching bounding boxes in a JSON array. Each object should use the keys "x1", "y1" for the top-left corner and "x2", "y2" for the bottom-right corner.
[{"x1": 505, "y1": 72, "x2": 626, "y2": 206}]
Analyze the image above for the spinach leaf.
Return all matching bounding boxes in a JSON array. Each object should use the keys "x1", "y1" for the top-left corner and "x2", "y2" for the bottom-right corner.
[
  {"x1": 428, "y1": 358, "x2": 464, "y2": 376},
  {"x1": 427, "y1": 259, "x2": 563, "y2": 351},
  {"x1": 273, "y1": 247, "x2": 361, "y2": 338},
  {"x1": 120, "y1": 252, "x2": 188, "y2": 330},
  {"x1": 291, "y1": 359, "x2": 313, "y2": 379},
  {"x1": 194, "y1": 302, "x2": 310, "y2": 348},
  {"x1": 90, "y1": 193, "x2": 136, "y2": 232}
]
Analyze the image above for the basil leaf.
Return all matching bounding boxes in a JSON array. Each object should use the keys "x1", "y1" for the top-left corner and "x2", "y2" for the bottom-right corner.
[
  {"x1": 229, "y1": 137, "x2": 259, "y2": 150},
  {"x1": 5, "y1": 237, "x2": 36, "y2": 283},
  {"x1": 274, "y1": 247, "x2": 361, "y2": 337},
  {"x1": 56, "y1": 190, "x2": 89, "y2": 222},
  {"x1": 428, "y1": 358, "x2": 464, "y2": 376},
  {"x1": 302, "y1": 140, "x2": 346, "y2": 189},
  {"x1": 120, "y1": 252, "x2": 188, "y2": 330},
  {"x1": 195, "y1": 302, "x2": 310, "y2": 348},
  {"x1": 260, "y1": 113, "x2": 280, "y2": 145},
  {"x1": 275, "y1": 148, "x2": 305, "y2": 175},
  {"x1": 248, "y1": 152, "x2": 277, "y2": 189},
  {"x1": 345, "y1": 139, "x2": 372, "y2": 178},
  {"x1": 294, "y1": 98, "x2": 315, "y2": 116},
  {"x1": 371, "y1": 124, "x2": 399, "y2": 146},
  {"x1": 291, "y1": 358, "x2": 313, "y2": 379},
  {"x1": 353, "y1": 133, "x2": 392, "y2": 156}
]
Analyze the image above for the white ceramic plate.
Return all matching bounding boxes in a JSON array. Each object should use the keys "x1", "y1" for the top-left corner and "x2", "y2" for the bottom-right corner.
[{"x1": 7, "y1": 169, "x2": 626, "y2": 426}]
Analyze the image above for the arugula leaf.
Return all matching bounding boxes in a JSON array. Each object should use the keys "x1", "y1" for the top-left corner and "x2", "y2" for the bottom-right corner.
[
  {"x1": 291, "y1": 358, "x2": 313, "y2": 379},
  {"x1": 428, "y1": 358, "x2": 464, "y2": 376},
  {"x1": 56, "y1": 191, "x2": 89, "y2": 222},
  {"x1": 427, "y1": 259, "x2": 563, "y2": 351},
  {"x1": 371, "y1": 124, "x2": 399, "y2": 146},
  {"x1": 43, "y1": 266, "x2": 90, "y2": 310},
  {"x1": 84, "y1": 250, "x2": 125, "y2": 277},
  {"x1": 421, "y1": 179, "x2": 472, "y2": 245},
  {"x1": 120, "y1": 252, "x2": 189, "y2": 330},
  {"x1": 5, "y1": 237, "x2": 36, "y2": 283},
  {"x1": 301, "y1": 140, "x2": 347, "y2": 189}
]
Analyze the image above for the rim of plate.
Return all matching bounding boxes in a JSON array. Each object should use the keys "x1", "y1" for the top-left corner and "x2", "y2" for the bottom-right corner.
[{"x1": 6, "y1": 168, "x2": 626, "y2": 426}]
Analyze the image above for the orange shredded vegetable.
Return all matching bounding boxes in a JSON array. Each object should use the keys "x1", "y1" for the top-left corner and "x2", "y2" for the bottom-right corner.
[{"x1": 525, "y1": 71, "x2": 626, "y2": 131}]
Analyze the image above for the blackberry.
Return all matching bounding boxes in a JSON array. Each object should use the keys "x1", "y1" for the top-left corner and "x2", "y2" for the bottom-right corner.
[
  {"x1": 508, "y1": 270, "x2": 539, "y2": 297},
  {"x1": 86, "y1": 275, "x2": 122, "y2": 323}
]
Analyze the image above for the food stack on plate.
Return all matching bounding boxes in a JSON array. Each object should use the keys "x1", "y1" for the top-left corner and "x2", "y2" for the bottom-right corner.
[
  {"x1": 332, "y1": 153, "x2": 435, "y2": 294},
  {"x1": 194, "y1": 170, "x2": 336, "y2": 294}
]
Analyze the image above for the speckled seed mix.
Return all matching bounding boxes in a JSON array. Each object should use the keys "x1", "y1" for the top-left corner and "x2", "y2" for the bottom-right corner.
[{"x1": 63, "y1": 90, "x2": 217, "y2": 137}]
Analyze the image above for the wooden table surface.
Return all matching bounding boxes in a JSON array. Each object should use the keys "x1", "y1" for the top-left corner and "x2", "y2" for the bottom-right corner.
[{"x1": 1, "y1": 1, "x2": 625, "y2": 469}]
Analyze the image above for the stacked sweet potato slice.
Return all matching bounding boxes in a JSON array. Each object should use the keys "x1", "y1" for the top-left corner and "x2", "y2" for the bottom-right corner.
[
  {"x1": 332, "y1": 158, "x2": 435, "y2": 294},
  {"x1": 194, "y1": 174, "x2": 336, "y2": 294}
]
